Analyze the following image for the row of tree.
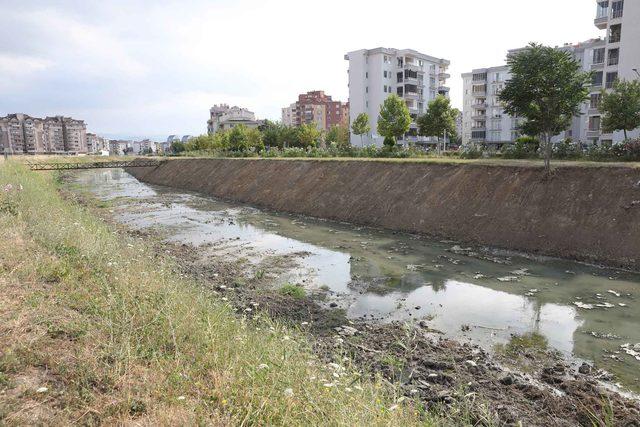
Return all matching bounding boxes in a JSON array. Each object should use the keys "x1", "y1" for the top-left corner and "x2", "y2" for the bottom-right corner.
[{"x1": 350, "y1": 95, "x2": 459, "y2": 149}]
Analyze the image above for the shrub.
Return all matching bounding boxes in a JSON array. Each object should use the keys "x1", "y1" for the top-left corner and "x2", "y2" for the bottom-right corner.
[
  {"x1": 502, "y1": 137, "x2": 540, "y2": 159},
  {"x1": 279, "y1": 284, "x2": 306, "y2": 299},
  {"x1": 552, "y1": 139, "x2": 582, "y2": 160},
  {"x1": 459, "y1": 145, "x2": 483, "y2": 159}
]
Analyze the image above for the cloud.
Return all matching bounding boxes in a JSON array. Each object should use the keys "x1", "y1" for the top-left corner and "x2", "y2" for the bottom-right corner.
[{"x1": 0, "y1": 0, "x2": 601, "y2": 138}]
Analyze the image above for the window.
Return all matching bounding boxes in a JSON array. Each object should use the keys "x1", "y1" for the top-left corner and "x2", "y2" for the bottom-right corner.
[
  {"x1": 596, "y1": 1, "x2": 609, "y2": 18},
  {"x1": 589, "y1": 116, "x2": 601, "y2": 131},
  {"x1": 606, "y1": 71, "x2": 618, "y2": 88},
  {"x1": 472, "y1": 72, "x2": 487, "y2": 82},
  {"x1": 592, "y1": 71, "x2": 603, "y2": 86},
  {"x1": 609, "y1": 24, "x2": 621, "y2": 43},
  {"x1": 607, "y1": 48, "x2": 619, "y2": 66},
  {"x1": 383, "y1": 85, "x2": 387, "y2": 93},
  {"x1": 593, "y1": 48, "x2": 605, "y2": 64},
  {"x1": 383, "y1": 71, "x2": 387, "y2": 78},
  {"x1": 365, "y1": 72, "x2": 368, "y2": 79},
  {"x1": 366, "y1": 86, "x2": 368, "y2": 93},
  {"x1": 612, "y1": 0, "x2": 623, "y2": 18},
  {"x1": 590, "y1": 93, "x2": 602, "y2": 109}
]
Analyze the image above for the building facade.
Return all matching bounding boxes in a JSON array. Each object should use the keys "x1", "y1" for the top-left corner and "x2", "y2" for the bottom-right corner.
[
  {"x1": 86, "y1": 133, "x2": 110, "y2": 153},
  {"x1": 281, "y1": 91, "x2": 349, "y2": 131},
  {"x1": 1, "y1": 114, "x2": 87, "y2": 154},
  {"x1": 592, "y1": 0, "x2": 640, "y2": 143},
  {"x1": 207, "y1": 104, "x2": 262, "y2": 134},
  {"x1": 345, "y1": 48, "x2": 451, "y2": 147},
  {"x1": 461, "y1": 39, "x2": 607, "y2": 146}
]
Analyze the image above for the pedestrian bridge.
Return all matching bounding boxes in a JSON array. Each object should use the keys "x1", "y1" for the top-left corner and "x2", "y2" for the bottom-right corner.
[{"x1": 27, "y1": 159, "x2": 163, "y2": 171}]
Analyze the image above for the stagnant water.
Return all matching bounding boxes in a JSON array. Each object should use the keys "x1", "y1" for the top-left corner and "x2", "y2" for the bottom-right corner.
[{"x1": 73, "y1": 169, "x2": 640, "y2": 392}]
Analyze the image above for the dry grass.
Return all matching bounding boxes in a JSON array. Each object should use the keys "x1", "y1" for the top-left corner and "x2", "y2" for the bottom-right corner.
[{"x1": 0, "y1": 162, "x2": 438, "y2": 425}]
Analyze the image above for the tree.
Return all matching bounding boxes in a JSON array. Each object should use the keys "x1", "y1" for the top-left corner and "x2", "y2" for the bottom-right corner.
[
  {"x1": 326, "y1": 125, "x2": 350, "y2": 149},
  {"x1": 499, "y1": 43, "x2": 591, "y2": 173},
  {"x1": 260, "y1": 120, "x2": 283, "y2": 148},
  {"x1": 170, "y1": 141, "x2": 185, "y2": 154},
  {"x1": 417, "y1": 95, "x2": 458, "y2": 152},
  {"x1": 377, "y1": 94, "x2": 411, "y2": 148},
  {"x1": 296, "y1": 123, "x2": 321, "y2": 148},
  {"x1": 351, "y1": 113, "x2": 371, "y2": 147},
  {"x1": 600, "y1": 79, "x2": 640, "y2": 140}
]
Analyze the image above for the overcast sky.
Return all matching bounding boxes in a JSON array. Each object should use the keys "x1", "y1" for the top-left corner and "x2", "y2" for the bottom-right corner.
[{"x1": 0, "y1": 0, "x2": 600, "y2": 140}]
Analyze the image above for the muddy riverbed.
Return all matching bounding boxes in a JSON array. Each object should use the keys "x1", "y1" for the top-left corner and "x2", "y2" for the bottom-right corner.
[{"x1": 68, "y1": 169, "x2": 640, "y2": 423}]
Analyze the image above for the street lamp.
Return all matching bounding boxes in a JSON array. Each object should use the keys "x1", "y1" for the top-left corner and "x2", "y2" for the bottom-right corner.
[{"x1": 633, "y1": 68, "x2": 640, "y2": 78}]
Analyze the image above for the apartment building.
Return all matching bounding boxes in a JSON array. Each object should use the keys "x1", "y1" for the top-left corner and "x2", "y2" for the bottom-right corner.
[
  {"x1": 87, "y1": 133, "x2": 110, "y2": 153},
  {"x1": 1, "y1": 113, "x2": 87, "y2": 154},
  {"x1": 461, "y1": 39, "x2": 607, "y2": 146},
  {"x1": 281, "y1": 91, "x2": 349, "y2": 131},
  {"x1": 345, "y1": 48, "x2": 451, "y2": 147},
  {"x1": 592, "y1": 0, "x2": 640, "y2": 143},
  {"x1": 207, "y1": 104, "x2": 262, "y2": 134},
  {"x1": 0, "y1": 114, "x2": 46, "y2": 154}
]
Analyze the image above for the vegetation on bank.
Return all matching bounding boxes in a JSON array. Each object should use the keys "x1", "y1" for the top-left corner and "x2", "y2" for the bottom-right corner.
[{"x1": 0, "y1": 162, "x2": 431, "y2": 425}]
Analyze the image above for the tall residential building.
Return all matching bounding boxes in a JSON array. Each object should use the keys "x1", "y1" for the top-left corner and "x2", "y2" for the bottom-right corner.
[
  {"x1": 1, "y1": 114, "x2": 86, "y2": 154},
  {"x1": 592, "y1": 0, "x2": 640, "y2": 143},
  {"x1": 0, "y1": 114, "x2": 45, "y2": 154},
  {"x1": 461, "y1": 39, "x2": 606, "y2": 146},
  {"x1": 87, "y1": 133, "x2": 110, "y2": 153},
  {"x1": 281, "y1": 91, "x2": 349, "y2": 131},
  {"x1": 207, "y1": 104, "x2": 262, "y2": 134},
  {"x1": 345, "y1": 48, "x2": 451, "y2": 147}
]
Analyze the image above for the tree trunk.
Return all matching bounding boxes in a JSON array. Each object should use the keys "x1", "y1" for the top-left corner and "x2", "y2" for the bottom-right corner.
[
  {"x1": 544, "y1": 133, "x2": 552, "y2": 175},
  {"x1": 624, "y1": 129, "x2": 628, "y2": 141}
]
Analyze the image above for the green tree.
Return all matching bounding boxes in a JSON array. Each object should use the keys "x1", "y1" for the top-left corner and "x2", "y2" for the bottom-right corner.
[
  {"x1": 499, "y1": 43, "x2": 591, "y2": 172},
  {"x1": 377, "y1": 94, "x2": 411, "y2": 148},
  {"x1": 600, "y1": 79, "x2": 640, "y2": 140},
  {"x1": 260, "y1": 120, "x2": 283, "y2": 148},
  {"x1": 170, "y1": 141, "x2": 185, "y2": 154},
  {"x1": 417, "y1": 95, "x2": 458, "y2": 152},
  {"x1": 296, "y1": 123, "x2": 321, "y2": 148},
  {"x1": 351, "y1": 113, "x2": 371, "y2": 147},
  {"x1": 326, "y1": 125, "x2": 350, "y2": 149},
  {"x1": 246, "y1": 127, "x2": 264, "y2": 151},
  {"x1": 227, "y1": 125, "x2": 252, "y2": 152}
]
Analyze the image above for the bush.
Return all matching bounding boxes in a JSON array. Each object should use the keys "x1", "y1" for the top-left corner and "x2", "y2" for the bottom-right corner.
[
  {"x1": 459, "y1": 145, "x2": 483, "y2": 159},
  {"x1": 502, "y1": 137, "x2": 540, "y2": 159},
  {"x1": 552, "y1": 139, "x2": 582, "y2": 160},
  {"x1": 279, "y1": 284, "x2": 306, "y2": 299}
]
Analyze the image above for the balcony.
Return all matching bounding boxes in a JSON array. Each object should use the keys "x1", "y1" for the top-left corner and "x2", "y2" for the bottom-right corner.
[
  {"x1": 594, "y1": 15, "x2": 609, "y2": 29},
  {"x1": 471, "y1": 114, "x2": 487, "y2": 120},
  {"x1": 587, "y1": 130, "x2": 601, "y2": 137},
  {"x1": 439, "y1": 72, "x2": 451, "y2": 80},
  {"x1": 472, "y1": 103, "x2": 487, "y2": 109},
  {"x1": 438, "y1": 85, "x2": 450, "y2": 93},
  {"x1": 588, "y1": 107, "x2": 600, "y2": 115},
  {"x1": 590, "y1": 61, "x2": 604, "y2": 70},
  {"x1": 404, "y1": 76, "x2": 420, "y2": 85}
]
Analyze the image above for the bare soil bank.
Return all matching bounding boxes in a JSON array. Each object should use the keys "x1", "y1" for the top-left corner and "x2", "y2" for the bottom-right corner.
[{"x1": 128, "y1": 158, "x2": 640, "y2": 269}]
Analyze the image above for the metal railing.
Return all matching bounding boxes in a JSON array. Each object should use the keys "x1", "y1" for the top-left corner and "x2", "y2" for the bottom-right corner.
[{"x1": 27, "y1": 159, "x2": 163, "y2": 171}]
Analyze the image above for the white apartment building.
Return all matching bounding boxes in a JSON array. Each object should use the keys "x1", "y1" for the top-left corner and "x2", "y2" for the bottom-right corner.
[
  {"x1": 592, "y1": 0, "x2": 640, "y2": 143},
  {"x1": 345, "y1": 48, "x2": 451, "y2": 147},
  {"x1": 461, "y1": 39, "x2": 607, "y2": 146},
  {"x1": 207, "y1": 104, "x2": 262, "y2": 134}
]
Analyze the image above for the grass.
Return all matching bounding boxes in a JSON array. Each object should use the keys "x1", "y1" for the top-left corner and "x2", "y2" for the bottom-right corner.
[
  {"x1": 278, "y1": 283, "x2": 306, "y2": 299},
  {"x1": 5, "y1": 153, "x2": 640, "y2": 169},
  {"x1": 0, "y1": 161, "x2": 440, "y2": 425}
]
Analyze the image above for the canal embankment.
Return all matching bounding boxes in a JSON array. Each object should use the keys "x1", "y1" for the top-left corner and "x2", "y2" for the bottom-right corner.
[{"x1": 128, "y1": 158, "x2": 640, "y2": 270}]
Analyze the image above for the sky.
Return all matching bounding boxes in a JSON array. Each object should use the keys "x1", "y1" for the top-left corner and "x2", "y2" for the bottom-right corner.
[{"x1": 0, "y1": 0, "x2": 601, "y2": 140}]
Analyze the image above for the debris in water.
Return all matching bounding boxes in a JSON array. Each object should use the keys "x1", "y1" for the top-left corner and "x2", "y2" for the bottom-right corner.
[
  {"x1": 607, "y1": 290, "x2": 621, "y2": 297},
  {"x1": 574, "y1": 302, "x2": 594, "y2": 310},
  {"x1": 586, "y1": 331, "x2": 621, "y2": 340},
  {"x1": 510, "y1": 268, "x2": 531, "y2": 276},
  {"x1": 620, "y1": 343, "x2": 640, "y2": 361},
  {"x1": 497, "y1": 276, "x2": 519, "y2": 282},
  {"x1": 595, "y1": 302, "x2": 615, "y2": 308},
  {"x1": 473, "y1": 273, "x2": 486, "y2": 279}
]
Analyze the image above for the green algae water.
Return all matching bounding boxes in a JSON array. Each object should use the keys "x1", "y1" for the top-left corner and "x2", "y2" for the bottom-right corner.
[{"x1": 73, "y1": 169, "x2": 640, "y2": 392}]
